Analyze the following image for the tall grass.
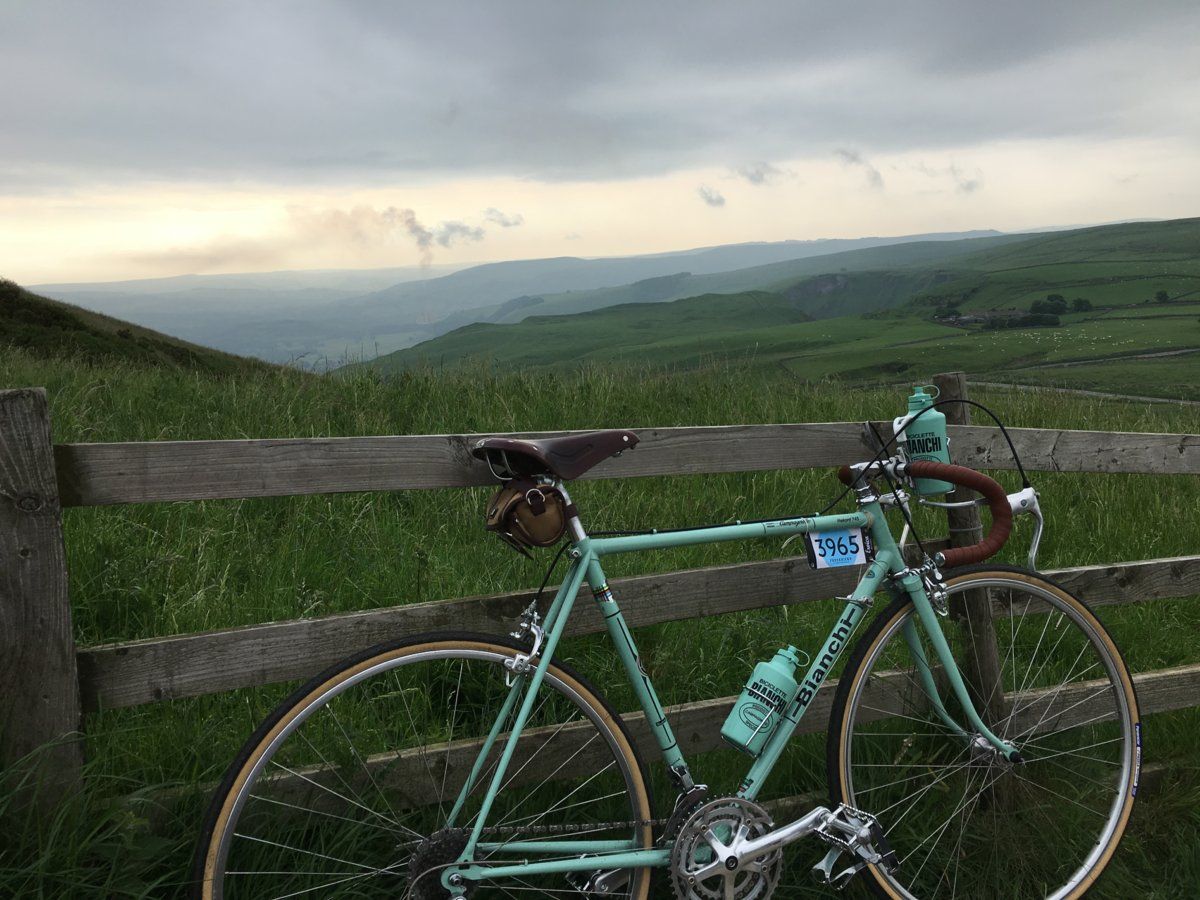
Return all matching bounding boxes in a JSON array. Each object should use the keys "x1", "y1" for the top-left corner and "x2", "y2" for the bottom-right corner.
[{"x1": 3, "y1": 345, "x2": 1200, "y2": 897}]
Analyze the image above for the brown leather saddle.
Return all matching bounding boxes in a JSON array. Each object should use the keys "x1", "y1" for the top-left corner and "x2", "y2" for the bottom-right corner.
[{"x1": 472, "y1": 430, "x2": 639, "y2": 481}]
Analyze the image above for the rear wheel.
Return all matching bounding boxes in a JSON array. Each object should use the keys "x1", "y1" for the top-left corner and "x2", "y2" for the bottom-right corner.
[
  {"x1": 828, "y1": 567, "x2": 1140, "y2": 899},
  {"x1": 192, "y1": 632, "x2": 654, "y2": 899}
]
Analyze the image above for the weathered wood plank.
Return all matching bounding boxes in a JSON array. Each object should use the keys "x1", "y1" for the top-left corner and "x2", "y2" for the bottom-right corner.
[
  {"x1": 1033, "y1": 555, "x2": 1200, "y2": 611},
  {"x1": 144, "y1": 663, "x2": 1198, "y2": 826},
  {"x1": 77, "y1": 553, "x2": 1200, "y2": 711},
  {"x1": 0, "y1": 389, "x2": 83, "y2": 803},
  {"x1": 53, "y1": 419, "x2": 1200, "y2": 508},
  {"x1": 241, "y1": 661, "x2": 1200, "y2": 814},
  {"x1": 1131, "y1": 662, "x2": 1200, "y2": 717},
  {"x1": 951, "y1": 424, "x2": 1200, "y2": 476},
  {"x1": 54, "y1": 422, "x2": 872, "y2": 507},
  {"x1": 78, "y1": 558, "x2": 864, "y2": 710}
]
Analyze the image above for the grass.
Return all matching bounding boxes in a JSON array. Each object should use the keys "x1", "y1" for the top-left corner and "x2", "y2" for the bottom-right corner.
[{"x1": 3, "y1": 347, "x2": 1200, "y2": 897}]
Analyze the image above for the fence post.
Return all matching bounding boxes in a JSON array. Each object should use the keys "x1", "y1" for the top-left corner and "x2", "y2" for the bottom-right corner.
[
  {"x1": 0, "y1": 388, "x2": 83, "y2": 806},
  {"x1": 933, "y1": 373, "x2": 1008, "y2": 725}
]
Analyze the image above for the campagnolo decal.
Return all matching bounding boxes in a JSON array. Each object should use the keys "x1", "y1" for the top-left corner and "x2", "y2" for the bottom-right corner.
[
  {"x1": 1132, "y1": 721, "x2": 1142, "y2": 796},
  {"x1": 765, "y1": 518, "x2": 811, "y2": 531}
]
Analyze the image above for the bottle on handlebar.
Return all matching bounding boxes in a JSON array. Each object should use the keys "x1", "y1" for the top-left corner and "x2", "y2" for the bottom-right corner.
[{"x1": 894, "y1": 385, "x2": 952, "y2": 496}]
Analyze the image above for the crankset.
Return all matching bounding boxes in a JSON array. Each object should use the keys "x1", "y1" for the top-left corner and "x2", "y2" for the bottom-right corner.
[{"x1": 670, "y1": 797, "x2": 782, "y2": 900}]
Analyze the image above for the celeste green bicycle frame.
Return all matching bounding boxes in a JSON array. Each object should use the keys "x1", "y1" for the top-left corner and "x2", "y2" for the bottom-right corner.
[{"x1": 445, "y1": 494, "x2": 1018, "y2": 890}]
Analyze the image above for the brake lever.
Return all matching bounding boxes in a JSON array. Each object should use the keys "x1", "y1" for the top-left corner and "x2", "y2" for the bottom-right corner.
[
  {"x1": 917, "y1": 486, "x2": 1044, "y2": 570},
  {"x1": 1008, "y1": 486, "x2": 1044, "y2": 570}
]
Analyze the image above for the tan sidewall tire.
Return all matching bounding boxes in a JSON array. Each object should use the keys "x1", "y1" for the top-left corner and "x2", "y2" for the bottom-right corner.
[
  {"x1": 830, "y1": 568, "x2": 1140, "y2": 900},
  {"x1": 195, "y1": 636, "x2": 653, "y2": 900}
]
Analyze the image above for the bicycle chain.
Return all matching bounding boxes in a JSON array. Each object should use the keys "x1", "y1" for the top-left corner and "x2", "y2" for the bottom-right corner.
[{"x1": 398, "y1": 817, "x2": 670, "y2": 850}]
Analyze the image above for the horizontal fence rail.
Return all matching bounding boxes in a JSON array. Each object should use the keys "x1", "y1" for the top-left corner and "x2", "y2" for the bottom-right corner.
[
  {"x1": 4, "y1": 373, "x2": 1200, "y2": 822},
  {"x1": 77, "y1": 553, "x2": 1200, "y2": 711},
  {"x1": 54, "y1": 424, "x2": 1200, "y2": 507}
]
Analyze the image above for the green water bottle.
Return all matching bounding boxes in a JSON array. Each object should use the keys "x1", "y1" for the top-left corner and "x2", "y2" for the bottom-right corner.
[
  {"x1": 721, "y1": 646, "x2": 803, "y2": 757},
  {"x1": 894, "y1": 385, "x2": 953, "y2": 495}
]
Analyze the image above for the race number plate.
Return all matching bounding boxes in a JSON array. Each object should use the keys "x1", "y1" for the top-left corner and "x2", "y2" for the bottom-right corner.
[{"x1": 804, "y1": 527, "x2": 873, "y2": 570}]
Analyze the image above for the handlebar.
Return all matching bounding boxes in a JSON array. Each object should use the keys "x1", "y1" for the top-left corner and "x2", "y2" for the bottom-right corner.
[
  {"x1": 837, "y1": 459, "x2": 1014, "y2": 568},
  {"x1": 904, "y1": 461, "x2": 1013, "y2": 568}
]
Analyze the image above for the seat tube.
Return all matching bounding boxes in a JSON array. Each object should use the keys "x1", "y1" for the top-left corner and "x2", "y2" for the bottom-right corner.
[{"x1": 584, "y1": 553, "x2": 691, "y2": 783}]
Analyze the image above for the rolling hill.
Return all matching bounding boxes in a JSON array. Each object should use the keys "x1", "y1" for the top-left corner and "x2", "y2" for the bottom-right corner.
[
  {"x1": 462, "y1": 232, "x2": 1024, "y2": 325},
  {"x1": 0, "y1": 279, "x2": 270, "y2": 373},
  {"x1": 34, "y1": 230, "x2": 1004, "y2": 363},
  {"x1": 360, "y1": 218, "x2": 1200, "y2": 399}
]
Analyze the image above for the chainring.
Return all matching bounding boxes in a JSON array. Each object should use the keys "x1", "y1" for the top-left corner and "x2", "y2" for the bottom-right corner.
[{"x1": 670, "y1": 797, "x2": 781, "y2": 900}]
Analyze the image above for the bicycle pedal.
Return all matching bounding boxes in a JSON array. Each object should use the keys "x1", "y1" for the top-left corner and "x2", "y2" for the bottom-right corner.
[
  {"x1": 815, "y1": 804, "x2": 897, "y2": 876},
  {"x1": 868, "y1": 820, "x2": 900, "y2": 874},
  {"x1": 812, "y1": 848, "x2": 864, "y2": 890},
  {"x1": 812, "y1": 846, "x2": 842, "y2": 883}
]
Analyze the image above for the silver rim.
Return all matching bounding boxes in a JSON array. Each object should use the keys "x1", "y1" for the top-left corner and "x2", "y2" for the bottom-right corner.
[
  {"x1": 206, "y1": 644, "x2": 647, "y2": 899},
  {"x1": 840, "y1": 575, "x2": 1135, "y2": 900}
]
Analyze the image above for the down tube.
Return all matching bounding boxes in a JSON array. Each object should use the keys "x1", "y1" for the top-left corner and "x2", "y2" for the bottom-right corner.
[{"x1": 738, "y1": 551, "x2": 896, "y2": 800}]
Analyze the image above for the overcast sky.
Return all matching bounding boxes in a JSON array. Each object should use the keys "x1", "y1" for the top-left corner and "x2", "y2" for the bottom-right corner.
[{"x1": 3, "y1": 0, "x2": 1199, "y2": 283}]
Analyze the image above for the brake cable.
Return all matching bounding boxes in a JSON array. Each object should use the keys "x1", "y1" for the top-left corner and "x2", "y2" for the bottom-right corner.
[
  {"x1": 813, "y1": 396, "x2": 1032, "y2": 517},
  {"x1": 867, "y1": 420, "x2": 932, "y2": 562}
]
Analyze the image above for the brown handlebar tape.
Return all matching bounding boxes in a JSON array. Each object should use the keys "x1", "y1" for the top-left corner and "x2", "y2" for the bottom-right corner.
[
  {"x1": 906, "y1": 461, "x2": 1013, "y2": 567},
  {"x1": 835, "y1": 461, "x2": 1013, "y2": 568}
]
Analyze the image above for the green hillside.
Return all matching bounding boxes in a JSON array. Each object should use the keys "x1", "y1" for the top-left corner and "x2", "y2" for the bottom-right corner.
[
  {"x1": 908, "y1": 217, "x2": 1200, "y2": 315},
  {"x1": 474, "y1": 233, "x2": 1026, "y2": 324},
  {"x1": 0, "y1": 279, "x2": 270, "y2": 373},
  {"x1": 361, "y1": 290, "x2": 818, "y2": 371},
  {"x1": 363, "y1": 218, "x2": 1200, "y2": 399}
]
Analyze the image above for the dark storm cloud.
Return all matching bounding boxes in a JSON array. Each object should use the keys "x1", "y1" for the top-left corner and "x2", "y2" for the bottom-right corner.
[
  {"x1": 697, "y1": 185, "x2": 726, "y2": 207},
  {"x1": 1, "y1": 1, "x2": 1198, "y2": 188}
]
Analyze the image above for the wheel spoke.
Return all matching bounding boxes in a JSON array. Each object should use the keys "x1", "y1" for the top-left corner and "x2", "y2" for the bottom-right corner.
[{"x1": 199, "y1": 642, "x2": 649, "y2": 898}]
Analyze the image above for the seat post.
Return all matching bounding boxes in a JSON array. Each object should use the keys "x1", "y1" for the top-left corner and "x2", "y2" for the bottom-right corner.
[{"x1": 555, "y1": 482, "x2": 588, "y2": 543}]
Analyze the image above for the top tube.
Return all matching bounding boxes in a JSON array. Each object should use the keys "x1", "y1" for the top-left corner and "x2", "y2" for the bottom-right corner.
[{"x1": 585, "y1": 511, "x2": 870, "y2": 557}]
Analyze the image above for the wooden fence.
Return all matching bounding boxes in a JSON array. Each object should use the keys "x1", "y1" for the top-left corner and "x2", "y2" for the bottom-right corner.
[{"x1": 3, "y1": 372, "x2": 1200, "y2": 813}]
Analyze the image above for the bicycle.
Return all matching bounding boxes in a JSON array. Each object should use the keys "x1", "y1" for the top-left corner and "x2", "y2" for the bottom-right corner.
[{"x1": 192, "y1": 417, "x2": 1141, "y2": 899}]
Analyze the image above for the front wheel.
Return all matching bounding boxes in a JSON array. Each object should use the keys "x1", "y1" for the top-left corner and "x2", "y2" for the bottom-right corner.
[
  {"x1": 828, "y1": 566, "x2": 1140, "y2": 899},
  {"x1": 192, "y1": 632, "x2": 654, "y2": 899}
]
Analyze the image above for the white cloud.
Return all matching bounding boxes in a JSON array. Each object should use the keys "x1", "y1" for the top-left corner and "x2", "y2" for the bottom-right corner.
[{"x1": 483, "y1": 207, "x2": 525, "y2": 227}]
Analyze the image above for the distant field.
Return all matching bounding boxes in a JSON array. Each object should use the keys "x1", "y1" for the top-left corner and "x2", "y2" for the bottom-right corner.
[
  {"x1": 1000, "y1": 355, "x2": 1200, "y2": 401},
  {"x1": 365, "y1": 218, "x2": 1200, "y2": 402},
  {"x1": 376, "y1": 304, "x2": 1200, "y2": 400},
  {"x1": 4, "y1": 348, "x2": 1200, "y2": 897}
]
